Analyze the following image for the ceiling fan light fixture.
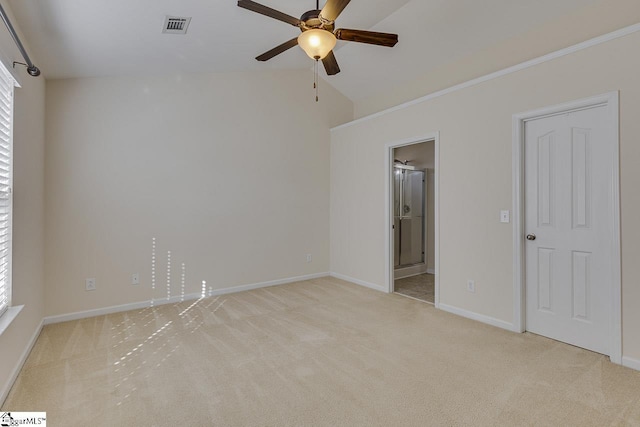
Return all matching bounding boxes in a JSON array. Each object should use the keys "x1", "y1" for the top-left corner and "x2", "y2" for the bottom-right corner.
[{"x1": 297, "y1": 29, "x2": 336, "y2": 60}]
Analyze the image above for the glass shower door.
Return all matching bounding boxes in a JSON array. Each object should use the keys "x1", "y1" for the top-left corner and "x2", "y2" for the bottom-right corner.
[{"x1": 394, "y1": 168, "x2": 425, "y2": 267}]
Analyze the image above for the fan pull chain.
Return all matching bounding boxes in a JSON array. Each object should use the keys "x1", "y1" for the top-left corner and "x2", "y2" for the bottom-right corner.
[{"x1": 314, "y1": 58, "x2": 319, "y2": 102}]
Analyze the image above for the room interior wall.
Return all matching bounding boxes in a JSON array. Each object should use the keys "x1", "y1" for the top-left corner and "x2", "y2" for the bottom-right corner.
[
  {"x1": 354, "y1": 0, "x2": 640, "y2": 119},
  {"x1": 44, "y1": 70, "x2": 353, "y2": 317},
  {"x1": 0, "y1": 3, "x2": 46, "y2": 404},
  {"x1": 330, "y1": 30, "x2": 640, "y2": 362},
  {"x1": 393, "y1": 142, "x2": 435, "y2": 272}
]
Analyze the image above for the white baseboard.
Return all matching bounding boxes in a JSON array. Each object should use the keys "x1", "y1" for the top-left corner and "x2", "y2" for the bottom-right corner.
[
  {"x1": 426, "y1": 268, "x2": 436, "y2": 275},
  {"x1": 43, "y1": 296, "x2": 193, "y2": 325},
  {"x1": 44, "y1": 272, "x2": 329, "y2": 325},
  {"x1": 1, "y1": 320, "x2": 43, "y2": 406},
  {"x1": 394, "y1": 264, "x2": 428, "y2": 280},
  {"x1": 622, "y1": 356, "x2": 640, "y2": 372},
  {"x1": 394, "y1": 271, "x2": 425, "y2": 280},
  {"x1": 330, "y1": 272, "x2": 387, "y2": 293},
  {"x1": 209, "y1": 272, "x2": 328, "y2": 295},
  {"x1": 438, "y1": 303, "x2": 514, "y2": 332}
]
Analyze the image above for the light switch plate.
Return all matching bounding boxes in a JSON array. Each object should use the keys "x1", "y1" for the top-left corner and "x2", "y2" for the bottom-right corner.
[
  {"x1": 500, "y1": 210, "x2": 510, "y2": 223},
  {"x1": 467, "y1": 280, "x2": 475, "y2": 293}
]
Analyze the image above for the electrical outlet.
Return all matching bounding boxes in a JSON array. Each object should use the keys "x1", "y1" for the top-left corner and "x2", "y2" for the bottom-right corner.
[
  {"x1": 132, "y1": 273, "x2": 140, "y2": 285},
  {"x1": 306, "y1": 254, "x2": 312, "y2": 263},
  {"x1": 86, "y1": 278, "x2": 96, "y2": 291},
  {"x1": 467, "y1": 280, "x2": 475, "y2": 293},
  {"x1": 500, "y1": 210, "x2": 510, "y2": 223}
]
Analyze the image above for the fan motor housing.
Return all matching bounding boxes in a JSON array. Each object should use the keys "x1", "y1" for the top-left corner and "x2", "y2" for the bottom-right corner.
[{"x1": 300, "y1": 9, "x2": 334, "y2": 31}]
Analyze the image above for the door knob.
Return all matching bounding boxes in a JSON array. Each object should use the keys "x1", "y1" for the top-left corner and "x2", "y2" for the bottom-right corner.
[{"x1": 526, "y1": 234, "x2": 536, "y2": 241}]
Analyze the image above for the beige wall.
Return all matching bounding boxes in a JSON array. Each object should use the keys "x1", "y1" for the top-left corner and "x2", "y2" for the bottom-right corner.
[
  {"x1": 355, "y1": 0, "x2": 640, "y2": 118},
  {"x1": 0, "y1": 5, "x2": 45, "y2": 403},
  {"x1": 44, "y1": 70, "x2": 352, "y2": 316},
  {"x1": 330, "y1": 31, "x2": 640, "y2": 360}
]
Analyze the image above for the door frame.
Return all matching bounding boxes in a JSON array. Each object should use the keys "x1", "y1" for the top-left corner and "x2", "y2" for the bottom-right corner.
[
  {"x1": 511, "y1": 92, "x2": 621, "y2": 364},
  {"x1": 384, "y1": 132, "x2": 440, "y2": 307}
]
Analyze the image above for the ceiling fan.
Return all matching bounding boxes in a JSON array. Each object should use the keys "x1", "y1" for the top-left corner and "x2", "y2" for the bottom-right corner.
[{"x1": 237, "y1": 0, "x2": 399, "y2": 76}]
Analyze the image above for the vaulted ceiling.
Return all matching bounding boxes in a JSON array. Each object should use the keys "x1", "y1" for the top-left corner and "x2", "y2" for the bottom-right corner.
[{"x1": 8, "y1": 0, "x2": 603, "y2": 101}]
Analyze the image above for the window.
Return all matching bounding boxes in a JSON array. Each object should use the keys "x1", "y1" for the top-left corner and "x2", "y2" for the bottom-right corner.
[{"x1": 0, "y1": 62, "x2": 15, "y2": 318}]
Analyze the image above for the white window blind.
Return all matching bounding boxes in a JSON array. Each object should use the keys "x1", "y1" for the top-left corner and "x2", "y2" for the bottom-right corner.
[{"x1": 0, "y1": 62, "x2": 14, "y2": 319}]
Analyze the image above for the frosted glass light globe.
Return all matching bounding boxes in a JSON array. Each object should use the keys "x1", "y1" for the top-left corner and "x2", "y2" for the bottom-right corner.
[{"x1": 298, "y1": 29, "x2": 337, "y2": 60}]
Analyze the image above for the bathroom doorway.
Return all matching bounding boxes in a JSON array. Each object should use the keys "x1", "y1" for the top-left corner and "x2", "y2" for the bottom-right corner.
[{"x1": 389, "y1": 139, "x2": 437, "y2": 304}]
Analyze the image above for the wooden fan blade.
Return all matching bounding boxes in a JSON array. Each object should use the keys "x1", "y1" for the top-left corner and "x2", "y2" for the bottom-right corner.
[
  {"x1": 322, "y1": 51, "x2": 341, "y2": 75},
  {"x1": 256, "y1": 38, "x2": 299, "y2": 61},
  {"x1": 335, "y1": 29, "x2": 398, "y2": 47},
  {"x1": 320, "y1": 0, "x2": 351, "y2": 21},
  {"x1": 237, "y1": 0, "x2": 301, "y2": 27}
]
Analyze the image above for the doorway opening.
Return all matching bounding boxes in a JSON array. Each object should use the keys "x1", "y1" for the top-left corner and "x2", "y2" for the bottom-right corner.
[{"x1": 386, "y1": 135, "x2": 439, "y2": 305}]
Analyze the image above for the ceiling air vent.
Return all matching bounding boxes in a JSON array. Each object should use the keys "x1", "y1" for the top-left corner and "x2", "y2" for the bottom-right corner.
[{"x1": 162, "y1": 16, "x2": 191, "y2": 35}]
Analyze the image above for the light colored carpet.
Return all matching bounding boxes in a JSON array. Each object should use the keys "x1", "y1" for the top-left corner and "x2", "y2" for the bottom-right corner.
[
  {"x1": 3, "y1": 277, "x2": 640, "y2": 426},
  {"x1": 395, "y1": 273, "x2": 435, "y2": 303}
]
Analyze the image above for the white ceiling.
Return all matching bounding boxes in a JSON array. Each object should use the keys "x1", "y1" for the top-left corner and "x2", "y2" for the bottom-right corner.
[{"x1": 8, "y1": 0, "x2": 601, "y2": 101}]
